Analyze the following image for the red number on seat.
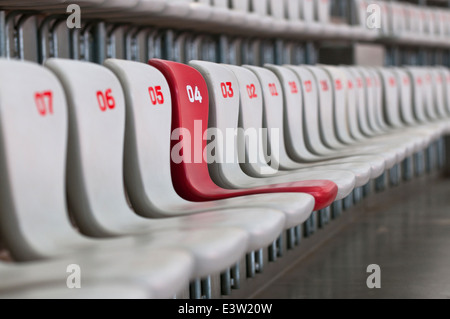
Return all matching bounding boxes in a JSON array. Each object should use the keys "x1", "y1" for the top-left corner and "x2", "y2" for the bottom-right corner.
[
  {"x1": 97, "y1": 89, "x2": 115, "y2": 112},
  {"x1": 389, "y1": 77, "x2": 396, "y2": 87},
  {"x1": 403, "y1": 77, "x2": 410, "y2": 85},
  {"x1": 304, "y1": 80, "x2": 312, "y2": 93},
  {"x1": 35, "y1": 91, "x2": 53, "y2": 116},
  {"x1": 220, "y1": 82, "x2": 234, "y2": 98},
  {"x1": 289, "y1": 81, "x2": 299, "y2": 94},
  {"x1": 335, "y1": 80, "x2": 343, "y2": 91},
  {"x1": 149, "y1": 86, "x2": 164, "y2": 105},
  {"x1": 320, "y1": 80, "x2": 328, "y2": 92},
  {"x1": 357, "y1": 78, "x2": 363, "y2": 88},
  {"x1": 268, "y1": 83, "x2": 279, "y2": 96},
  {"x1": 348, "y1": 80, "x2": 353, "y2": 89},
  {"x1": 186, "y1": 85, "x2": 203, "y2": 103},
  {"x1": 246, "y1": 84, "x2": 258, "y2": 99}
]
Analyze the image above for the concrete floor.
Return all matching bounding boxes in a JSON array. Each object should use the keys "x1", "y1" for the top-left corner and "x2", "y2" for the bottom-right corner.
[{"x1": 255, "y1": 175, "x2": 450, "y2": 299}]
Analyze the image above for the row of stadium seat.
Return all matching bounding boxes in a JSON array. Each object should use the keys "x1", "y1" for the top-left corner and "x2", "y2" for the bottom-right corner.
[
  {"x1": 355, "y1": 0, "x2": 450, "y2": 45},
  {"x1": 0, "y1": 56, "x2": 448, "y2": 298},
  {"x1": 1, "y1": 0, "x2": 449, "y2": 47}
]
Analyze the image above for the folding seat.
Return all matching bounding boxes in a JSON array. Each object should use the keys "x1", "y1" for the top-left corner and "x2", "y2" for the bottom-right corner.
[
  {"x1": 375, "y1": 68, "x2": 438, "y2": 146},
  {"x1": 299, "y1": 65, "x2": 402, "y2": 169},
  {"x1": 0, "y1": 58, "x2": 257, "y2": 288},
  {"x1": 348, "y1": 66, "x2": 424, "y2": 158},
  {"x1": 189, "y1": 61, "x2": 368, "y2": 198},
  {"x1": 242, "y1": 64, "x2": 378, "y2": 184},
  {"x1": 405, "y1": 66, "x2": 448, "y2": 136},
  {"x1": 0, "y1": 248, "x2": 194, "y2": 298},
  {"x1": 44, "y1": 57, "x2": 304, "y2": 280},
  {"x1": 149, "y1": 59, "x2": 346, "y2": 208},
  {"x1": 98, "y1": 59, "x2": 322, "y2": 238}
]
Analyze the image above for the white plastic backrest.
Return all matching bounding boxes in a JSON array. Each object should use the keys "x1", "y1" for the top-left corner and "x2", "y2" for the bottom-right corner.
[
  {"x1": 223, "y1": 64, "x2": 271, "y2": 177},
  {"x1": 434, "y1": 10, "x2": 445, "y2": 37},
  {"x1": 354, "y1": 0, "x2": 367, "y2": 27},
  {"x1": 45, "y1": 58, "x2": 148, "y2": 237},
  {"x1": 392, "y1": 68, "x2": 416, "y2": 126},
  {"x1": 250, "y1": 0, "x2": 269, "y2": 16},
  {"x1": 339, "y1": 67, "x2": 366, "y2": 141},
  {"x1": 376, "y1": 68, "x2": 402, "y2": 129},
  {"x1": 265, "y1": 64, "x2": 309, "y2": 162},
  {"x1": 300, "y1": 0, "x2": 314, "y2": 22},
  {"x1": 415, "y1": 6, "x2": 425, "y2": 34},
  {"x1": 105, "y1": 59, "x2": 198, "y2": 217},
  {"x1": 406, "y1": 67, "x2": 428, "y2": 124},
  {"x1": 440, "y1": 67, "x2": 450, "y2": 114},
  {"x1": 231, "y1": 0, "x2": 250, "y2": 12},
  {"x1": 320, "y1": 65, "x2": 354, "y2": 145},
  {"x1": 269, "y1": 0, "x2": 286, "y2": 20},
  {"x1": 245, "y1": 65, "x2": 296, "y2": 170},
  {"x1": 0, "y1": 59, "x2": 89, "y2": 261},
  {"x1": 284, "y1": 65, "x2": 332, "y2": 155},
  {"x1": 189, "y1": 60, "x2": 252, "y2": 188},
  {"x1": 378, "y1": 1, "x2": 390, "y2": 35},
  {"x1": 346, "y1": 67, "x2": 374, "y2": 137},
  {"x1": 422, "y1": 68, "x2": 439, "y2": 120},
  {"x1": 423, "y1": 9, "x2": 435, "y2": 36},
  {"x1": 402, "y1": 4, "x2": 412, "y2": 33},
  {"x1": 286, "y1": 0, "x2": 301, "y2": 21},
  {"x1": 305, "y1": 65, "x2": 344, "y2": 149},
  {"x1": 356, "y1": 67, "x2": 383, "y2": 135},
  {"x1": 369, "y1": 68, "x2": 389, "y2": 131},
  {"x1": 315, "y1": 0, "x2": 330, "y2": 23},
  {"x1": 431, "y1": 68, "x2": 447, "y2": 118}
]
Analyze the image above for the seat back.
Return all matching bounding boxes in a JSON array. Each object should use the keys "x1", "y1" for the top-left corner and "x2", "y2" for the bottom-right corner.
[
  {"x1": 369, "y1": 68, "x2": 390, "y2": 131},
  {"x1": 422, "y1": 69, "x2": 439, "y2": 121},
  {"x1": 320, "y1": 65, "x2": 355, "y2": 145},
  {"x1": 315, "y1": 0, "x2": 330, "y2": 24},
  {"x1": 104, "y1": 59, "x2": 196, "y2": 217},
  {"x1": 304, "y1": 65, "x2": 345, "y2": 149},
  {"x1": 45, "y1": 58, "x2": 147, "y2": 237},
  {"x1": 189, "y1": 60, "x2": 256, "y2": 188},
  {"x1": 377, "y1": 68, "x2": 403, "y2": 129},
  {"x1": 356, "y1": 67, "x2": 384, "y2": 135},
  {"x1": 0, "y1": 59, "x2": 88, "y2": 261},
  {"x1": 346, "y1": 67, "x2": 374, "y2": 137},
  {"x1": 265, "y1": 64, "x2": 314, "y2": 162},
  {"x1": 406, "y1": 67, "x2": 429, "y2": 124},
  {"x1": 431, "y1": 69, "x2": 447, "y2": 118},
  {"x1": 244, "y1": 65, "x2": 295, "y2": 170},
  {"x1": 286, "y1": 0, "x2": 301, "y2": 21},
  {"x1": 300, "y1": 0, "x2": 314, "y2": 22},
  {"x1": 339, "y1": 67, "x2": 366, "y2": 141},
  {"x1": 392, "y1": 68, "x2": 417, "y2": 126},
  {"x1": 222, "y1": 64, "x2": 279, "y2": 176},
  {"x1": 148, "y1": 59, "x2": 231, "y2": 200},
  {"x1": 284, "y1": 65, "x2": 334, "y2": 156}
]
